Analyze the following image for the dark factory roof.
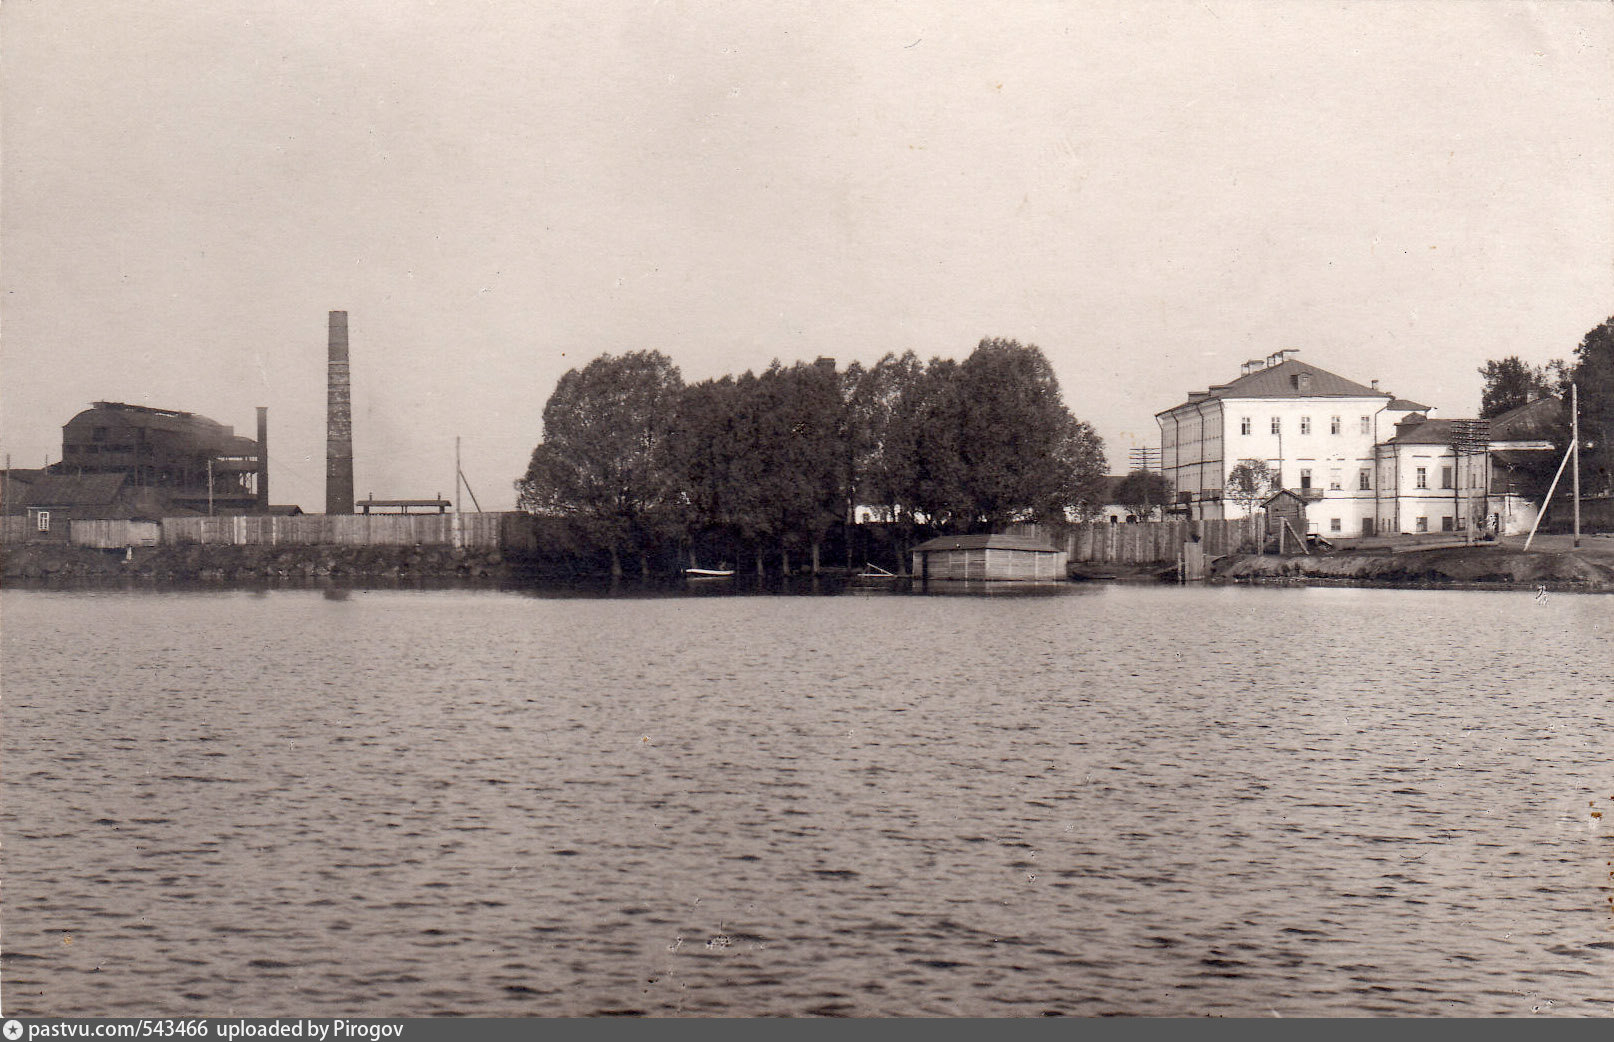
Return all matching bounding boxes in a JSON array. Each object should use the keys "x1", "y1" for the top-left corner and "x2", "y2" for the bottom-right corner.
[{"x1": 66, "y1": 401, "x2": 254, "y2": 453}]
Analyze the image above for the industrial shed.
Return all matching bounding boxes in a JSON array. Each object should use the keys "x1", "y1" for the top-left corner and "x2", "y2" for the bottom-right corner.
[{"x1": 911, "y1": 533, "x2": 1067, "y2": 581}]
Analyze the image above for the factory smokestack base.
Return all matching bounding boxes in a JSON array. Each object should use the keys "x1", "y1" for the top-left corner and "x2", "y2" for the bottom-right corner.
[{"x1": 326, "y1": 310, "x2": 354, "y2": 515}]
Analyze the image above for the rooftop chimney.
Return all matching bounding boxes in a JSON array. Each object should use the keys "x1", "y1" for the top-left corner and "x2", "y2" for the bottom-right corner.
[
  {"x1": 326, "y1": 311, "x2": 354, "y2": 515},
  {"x1": 1371, "y1": 379, "x2": 1380, "y2": 391},
  {"x1": 256, "y1": 406, "x2": 269, "y2": 511}
]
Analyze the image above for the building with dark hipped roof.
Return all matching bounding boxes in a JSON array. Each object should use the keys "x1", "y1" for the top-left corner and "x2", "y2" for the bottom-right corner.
[{"x1": 1157, "y1": 352, "x2": 1559, "y2": 537}]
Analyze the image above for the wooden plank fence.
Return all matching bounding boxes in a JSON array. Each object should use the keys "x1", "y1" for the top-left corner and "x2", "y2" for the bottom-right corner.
[
  {"x1": 161, "y1": 512, "x2": 505, "y2": 549},
  {"x1": 1067, "y1": 516, "x2": 1265, "y2": 564},
  {"x1": 0, "y1": 516, "x2": 41, "y2": 544},
  {"x1": 70, "y1": 520, "x2": 161, "y2": 548}
]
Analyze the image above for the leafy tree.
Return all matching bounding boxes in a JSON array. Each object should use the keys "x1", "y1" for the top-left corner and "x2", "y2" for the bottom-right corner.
[
  {"x1": 1224, "y1": 458, "x2": 1277, "y2": 517},
  {"x1": 1052, "y1": 416, "x2": 1110, "y2": 522},
  {"x1": 1112, "y1": 469, "x2": 1173, "y2": 521},
  {"x1": 667, "y1": 375, "x2": 743, "y2": 564},
  {"x1": 900, "y1": 356, "x2": 972, "y2": 531},
  {"x1": 1478, "y1": 356, "x2": 1567, "y2": 418},
  {"x1": 843, "y1": 352, "x2": 931, "y2": 568},
  {"x1": 1570, "y1": 316, "x2": 1614, "y2": 495},
  {"x1": 952, "y1": 338, "x2": 1103, "y2": 529},
  {"x1": 516, "y1": 351, "x2": 683, "y2": 577},
  {"x1": 759, "y1": 360, "x2": 848, "y2": 574}
]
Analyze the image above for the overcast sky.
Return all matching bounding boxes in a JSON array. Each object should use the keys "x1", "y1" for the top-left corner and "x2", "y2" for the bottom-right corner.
[{"x1": 4, "y1": 0, "x2": 1611, "y2": 511}]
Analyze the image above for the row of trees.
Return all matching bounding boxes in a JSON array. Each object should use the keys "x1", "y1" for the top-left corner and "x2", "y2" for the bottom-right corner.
[{"x1": 517, "y1": 339, "x2": 1110, "y2": 577}]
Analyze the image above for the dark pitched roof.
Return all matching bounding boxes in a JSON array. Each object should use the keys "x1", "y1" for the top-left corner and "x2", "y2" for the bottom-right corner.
[
  {"x1": 1160, "y1": 358, "x2": 1389, "y2": 415},
  {"x1": 914, "y1": 533, "x2": 1062, "y2": 553},
  {"x1": 1488, "y1": 395, "x2": 1561, "y2": 440},
  {"x1": 1386, "y1": 397, "x2": 1432, "y2": 411},
  {"x1": 1386, "y1": 418, "x2": 1461, "y2": 445},
  {"x1": 18, "y1": 472, "x2": 129, "y2": 507}
]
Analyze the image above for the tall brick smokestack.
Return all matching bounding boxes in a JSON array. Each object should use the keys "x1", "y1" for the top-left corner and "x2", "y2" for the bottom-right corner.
[
  {"x1": 326, "y1": 310, "x2": 354, "y2": 515},
  {"x1": 256, "y1": 406, "x2": 269, "y2": 511}
]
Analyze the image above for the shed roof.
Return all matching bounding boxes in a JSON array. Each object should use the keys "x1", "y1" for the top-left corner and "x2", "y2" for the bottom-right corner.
[
  {"x1": 18, "y1": 472, "x2": 129, "y2": 507},
  {"x1": 1488, "y1": 395, "x2": 1560, "y2": 441},
  {"x1": 914, "y1": 533, "x2": 1062, "y2": 553},
  {"x1": 1386, "y1": 418, "x2": 1462, "y2": 445}
]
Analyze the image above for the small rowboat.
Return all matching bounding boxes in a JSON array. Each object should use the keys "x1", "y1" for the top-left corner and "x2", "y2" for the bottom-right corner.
[
  {"x1": 856, "y1": 563, "x2": 898, "y2": 579},
  {"x1": 685, "y1": 567, "x2": 735, "y2": 578}
]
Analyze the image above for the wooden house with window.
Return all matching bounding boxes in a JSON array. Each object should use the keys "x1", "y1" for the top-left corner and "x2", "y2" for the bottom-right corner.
[
  {"x1": 910, "y1": 533, "x2": 1067, "y2": 581},
  {"x1": 2, "y1": 473, "x2": 168, "y2": 543}
]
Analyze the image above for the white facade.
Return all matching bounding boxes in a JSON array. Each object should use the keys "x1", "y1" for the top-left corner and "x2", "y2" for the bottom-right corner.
[
  {"x1": 1157, "y1": 355, "x2": 1428, "y2": 534},
  {"x1": 1372, "y1": 439, "x2": 1488, "y2": 535}
]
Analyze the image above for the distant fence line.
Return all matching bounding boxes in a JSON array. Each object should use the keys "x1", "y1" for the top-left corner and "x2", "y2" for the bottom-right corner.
[
  {"x1": 162, "y1": 512, "x2": 506, "y2": 548},
  {"x1": 1066, "y1": 516, "x2": 1264, "y2": 564}
]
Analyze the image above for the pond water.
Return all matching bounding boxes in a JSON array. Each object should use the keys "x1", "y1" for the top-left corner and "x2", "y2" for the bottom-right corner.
[{"x1": 2, "y1": 583, "x2": 1611, "y2": 1016}]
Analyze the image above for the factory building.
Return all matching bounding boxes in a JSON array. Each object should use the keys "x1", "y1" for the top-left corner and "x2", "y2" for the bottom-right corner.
[{"x1": 0, "y1": 400, "x2": 286, "y2": 525}]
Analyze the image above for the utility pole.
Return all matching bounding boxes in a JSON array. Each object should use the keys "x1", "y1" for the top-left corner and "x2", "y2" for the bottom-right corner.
[
  {"x1": 1572, "y1": 382, "x2": 1581, "y2": 548},
  {"x1": 453, "y1": 436, "x2": 463, "y2": 550},
  {"x1": 207, "y1": 458, "x2": 214, "y2": 516}
]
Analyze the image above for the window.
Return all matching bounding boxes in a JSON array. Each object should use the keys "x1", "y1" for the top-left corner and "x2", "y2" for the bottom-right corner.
[
  {"x1": 1329, "y1": 468, "x2": 1342, "y2": 491},
  {"x1": 1416, "y1": 467, "x2": 1428, "y2": 489},
  {"x1": 1441, "y1": 516, "x2": 1454, "y2": 532},
  {"x1": 35, "y1": 510, "x2": 50, "y2": 532},
  {"x1": 92, "y1": 427, "x2": 108, "y2": 442},
  {"x1": 1299, "y1": 468, "x2": 1312, "y2": 490},
  {"x1": 1329, "y1": 518, "x2": 1342, "y2": 533},
  {"x1": 1270, "y1": 417, "x2": 1281, "y2": 435},
  {"x1": 1359, "y1": 416, "x2": 1371, "y2": 435},
  {"x1": 1358, "y1": 469, "x2": 1371, "y2": 491},
  {"x1": 1330, "y1": 416, "x2": 1341, "y2": 435},
  {"x1": 1441, "y1": 466, "x2": 1453, "y2": 489},
  {"x1": 1240, "y1": 417, "x2": 1251, "y2": 436},
  {"x1": 1300, "y1": 416, "x2": 1312, "y2": 435},
  {"x1": 1415, "y1": 516, "x2": 1429, "y2": 533},
  {"x1": 1362, "y1": 518, "x2": 1375, "y2": 536}
]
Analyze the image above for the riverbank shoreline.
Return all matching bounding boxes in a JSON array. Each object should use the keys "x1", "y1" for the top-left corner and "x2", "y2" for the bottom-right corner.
[
  {"x1": 6, "y1": 539, "x2": 1612, "y2": 592},
  {"x1": 0, "y1": 542, "x2": 538, "y2": 585},
  {"x1": 1207, "y1": 542, "x2": 1614, "y2": 591}
]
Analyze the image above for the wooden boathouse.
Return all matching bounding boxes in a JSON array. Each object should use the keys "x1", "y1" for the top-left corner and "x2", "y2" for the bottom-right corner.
[{"x1": 910, "y1": 533, "x2": 1067, "y2": 581}]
